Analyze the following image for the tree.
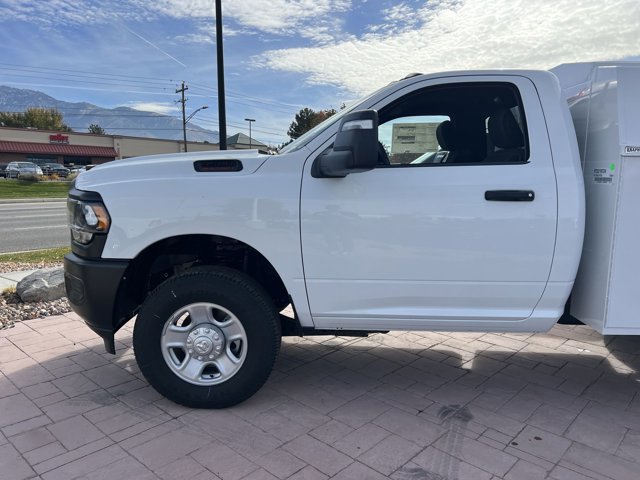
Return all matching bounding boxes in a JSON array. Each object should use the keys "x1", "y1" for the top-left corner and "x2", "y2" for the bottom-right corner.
[
  {"x1": 287, "y1": 107, "x2": 337, "y2": 140},
  {"x1": 0, "y1": 108, "x2": 72, "y2": 131},
  {"x1": 88, "y1": 123, "x2": 106, "y2": 135},
  {"x1": 314, "y1": 108, "x2": 337, "y2": 125},
  {"x1": 278, "y1": 139, "x2": 293, "y2": 150}
]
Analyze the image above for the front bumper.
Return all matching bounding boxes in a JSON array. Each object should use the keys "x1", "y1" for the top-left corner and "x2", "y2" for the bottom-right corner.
[{"x1": 64, "y1": 253, "x2": 129, "y2": 353}]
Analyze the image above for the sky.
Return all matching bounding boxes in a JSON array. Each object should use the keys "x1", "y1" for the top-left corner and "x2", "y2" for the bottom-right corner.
[{"x1": 1, "y1": 0, "x2": 639, "y2": 145}]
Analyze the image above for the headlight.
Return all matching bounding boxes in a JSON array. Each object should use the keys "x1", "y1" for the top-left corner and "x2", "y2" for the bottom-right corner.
[{"x1": 67, "y1": 198, "x2": 111, "y2": 244}]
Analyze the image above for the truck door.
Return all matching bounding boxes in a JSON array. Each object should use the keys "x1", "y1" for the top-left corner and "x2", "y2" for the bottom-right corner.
[{"x1": 300, "y1": 76, "x2": 558, "y2": 330}]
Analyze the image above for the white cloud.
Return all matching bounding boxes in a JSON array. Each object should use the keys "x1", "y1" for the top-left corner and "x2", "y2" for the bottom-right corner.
[
  {"x1": 366, "y1": 2, "x2": 421, "y2": 36},
  {"x1": 257, "y1": 0, "x2": 640, "y2": 95},
  {"x1": 0, "y1": 0, "x2": 358, "y2": 50},
  {"x1": 299, "y1": 17, "x2": 354, "y2": 44},
  {"x1": 150, "y1": 0, "x2": 352, "y2": 32},
  {"x1": 0, "y1": 0, "x2": 116, "y2": 25},
  {"x1": 172, "y1": 33, "x2": 215, "y2": 45},
  {"x1": 230, "y1": 0, "x2": 351, "y2": 32},
  {"x1": 126, "y1": 102, "x2": 179, "y2": 115},
  {"x1": 171, "y1": 21, "x2": 253, "y2": 45},
  {"x1": 0, "y1": 0, "x2": 353, "y2": 39}
]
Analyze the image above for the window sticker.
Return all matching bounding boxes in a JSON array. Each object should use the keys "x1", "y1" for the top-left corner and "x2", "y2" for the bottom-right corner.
[{"x1": 593, "y1": 164, "x2": 615, "y2": 184}]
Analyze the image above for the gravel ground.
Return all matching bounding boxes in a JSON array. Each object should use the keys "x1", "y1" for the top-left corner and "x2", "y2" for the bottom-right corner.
[
  {"x1": 0, "y1": 262, "x2": 71, "y2": 330},
  {"x1": 0, "y1": 260, "x2": 63, "y2": 273}
]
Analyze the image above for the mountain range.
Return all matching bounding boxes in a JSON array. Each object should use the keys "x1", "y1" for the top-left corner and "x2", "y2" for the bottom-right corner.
[{"x1": 0, "y1": 86, "x2": 219, "y2": 143}]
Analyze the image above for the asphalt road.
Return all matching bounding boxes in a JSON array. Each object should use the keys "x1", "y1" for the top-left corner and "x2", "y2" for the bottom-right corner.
[{"x1": 0, "y1": 201, "x2": 69, "y2": 253}]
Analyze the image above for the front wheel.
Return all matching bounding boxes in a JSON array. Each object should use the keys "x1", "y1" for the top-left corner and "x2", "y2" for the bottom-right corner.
[{"x1": 133, "y1": 268, "x2": 281, "y2": 408}]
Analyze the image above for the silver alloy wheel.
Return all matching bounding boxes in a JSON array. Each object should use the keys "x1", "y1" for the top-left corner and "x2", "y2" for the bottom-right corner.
[{"x1": 160, "y1": 302, "x2": 248, "y2": 385}]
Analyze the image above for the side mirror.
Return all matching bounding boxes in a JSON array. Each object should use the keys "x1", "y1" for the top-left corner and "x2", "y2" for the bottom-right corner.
[{"x1": 312, "y1": 110, "x2": 378, "y2": 178}]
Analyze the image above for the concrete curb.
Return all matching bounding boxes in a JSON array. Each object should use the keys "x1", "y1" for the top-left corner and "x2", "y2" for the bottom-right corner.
[{"x1": 0, "y1": 198, "x2": 66, "y2": 204}]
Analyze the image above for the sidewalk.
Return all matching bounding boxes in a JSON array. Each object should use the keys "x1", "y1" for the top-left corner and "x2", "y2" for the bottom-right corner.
[
  {"x1": 0, "y1": 313, "x2": 639, "y2": 479},
  {"x1": 0, "y1": 269, "x2": 37, "y2": 291}
]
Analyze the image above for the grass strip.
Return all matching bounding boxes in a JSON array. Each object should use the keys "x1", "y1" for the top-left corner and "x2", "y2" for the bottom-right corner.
[
  {"x1": 0, "y1": 180, "x2": 71, "y2": 199},
  {"x1": 0, "y1": 247, "x2": 70, "y2": 264}
]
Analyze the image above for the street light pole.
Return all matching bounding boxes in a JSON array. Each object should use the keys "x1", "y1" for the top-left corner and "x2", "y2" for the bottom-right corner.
[
  {"x1": 244, "y1": 118, "x2": 255, "y2": 149},
  {"x1": 183, "y1": 106, "x2": 209, "y2": 152},
  {"x1": 216, "y1": 0, "x2": 227, "y2": 150}
]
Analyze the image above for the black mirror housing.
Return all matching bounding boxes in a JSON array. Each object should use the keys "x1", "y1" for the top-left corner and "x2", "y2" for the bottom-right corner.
[{"x1": 312, "y1": 110, "x2": 379, "y2": 178}]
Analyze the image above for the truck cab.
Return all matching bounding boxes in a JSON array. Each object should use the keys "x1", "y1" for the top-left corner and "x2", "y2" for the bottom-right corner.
[{"x1": 296, "y1": 72, "x2": 583, "y2": 333}]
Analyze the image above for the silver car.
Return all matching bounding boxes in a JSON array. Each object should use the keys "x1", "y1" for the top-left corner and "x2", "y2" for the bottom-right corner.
[{"x1": 6, "y1": 161, "x2": 43, "y2": 179}]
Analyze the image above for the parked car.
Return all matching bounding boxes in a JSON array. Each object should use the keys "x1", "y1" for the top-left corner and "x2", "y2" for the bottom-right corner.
[
  {"x1": 5, "y1": 161, "x2": 43, "y2": 179},
  {"x1": 0, "y1": 163, "x2": 8, "y2": 178},
  {"x1": 41, "y1": 163, "x2": 70, "y2": 178}
]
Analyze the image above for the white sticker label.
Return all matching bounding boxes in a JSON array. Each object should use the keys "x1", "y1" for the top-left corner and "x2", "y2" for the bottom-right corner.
[
  {"x1": 593, "y1": 166, "x2": 615, "y2": 185},
  {"x1": 622, "y1": 145, "x2": 640, "y2": 156}
]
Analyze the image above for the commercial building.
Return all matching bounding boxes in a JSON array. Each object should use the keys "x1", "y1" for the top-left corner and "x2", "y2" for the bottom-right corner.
[
  {"x1": 226, "y1": 132, "x2": 269, "y2": 152},
  {"x1": 0, "y1": 127, "x2": 219, "y2": 167},
  {"x1": 391, "y1": 122, "x2": 440, "y2": 163}
]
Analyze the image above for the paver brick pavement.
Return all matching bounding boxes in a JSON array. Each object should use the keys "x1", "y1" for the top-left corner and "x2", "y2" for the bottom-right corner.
[{"x1": 0, "y1": 313, "x2": 639, "y2": 478}]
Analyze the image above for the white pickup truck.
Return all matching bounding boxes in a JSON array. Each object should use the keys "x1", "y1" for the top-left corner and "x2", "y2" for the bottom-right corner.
[{"x1": 64, "y1": 62, "x2": 640, "y2": 408}]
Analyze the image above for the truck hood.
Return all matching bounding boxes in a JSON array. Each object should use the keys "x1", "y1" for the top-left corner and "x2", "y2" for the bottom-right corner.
[{"x1": 75, "y1": 149, "x2": 270, "y2": 190}]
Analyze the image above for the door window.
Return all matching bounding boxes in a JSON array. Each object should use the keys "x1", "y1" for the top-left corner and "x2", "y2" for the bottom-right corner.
[{"x1": 377, "y1": 82, "x2": 529, "y2": 166}]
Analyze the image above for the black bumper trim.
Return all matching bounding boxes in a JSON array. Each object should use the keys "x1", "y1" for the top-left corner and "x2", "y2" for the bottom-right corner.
[{"x1": 64, "y1": 253, "x2": 129, "y2": 354}]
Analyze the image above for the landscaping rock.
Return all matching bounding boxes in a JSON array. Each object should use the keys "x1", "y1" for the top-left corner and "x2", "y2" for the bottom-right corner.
[
  {"x1": 1, "y1": 290, "x2": 71, "y2": 328},
  {"x1": 16, "y1": 267, "x2": 66, "y2": 302}
]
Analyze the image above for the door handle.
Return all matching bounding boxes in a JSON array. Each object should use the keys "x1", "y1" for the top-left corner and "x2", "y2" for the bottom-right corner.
[{"x1": 485, "y1": 190, "x2": 535, "y2": 202}]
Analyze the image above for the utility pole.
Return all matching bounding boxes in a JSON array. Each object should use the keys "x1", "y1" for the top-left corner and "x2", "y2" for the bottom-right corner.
[
  {"x1": 244, "y1": 118, "x2": 255, "y2": 149},
  {"x1": 215, "y1": 0, "x2": 227, "y2": 150},
  {"x1": 176, "y1": 81, "x2": 188, "y2": 152}
]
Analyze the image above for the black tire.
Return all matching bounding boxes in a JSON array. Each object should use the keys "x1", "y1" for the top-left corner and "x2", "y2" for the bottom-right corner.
[{"x1": 133, "y1": 268, "x2": 281, "y2": 408}]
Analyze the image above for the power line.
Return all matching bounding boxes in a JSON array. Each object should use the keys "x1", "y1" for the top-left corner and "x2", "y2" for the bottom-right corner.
[
  {"x1": 0, "y1": 62, "x2": 180, "y2": 85},
  {"x1": 1, "y1": 80, "x2": 302, "y2": 117},
  {"x1": 189, "y1": 82, "x2": 305, "y2": 109},
  {"x1": 0, "y1": 62, "x2": 304, "y2": 114},
  {"x1": 0, "y1": 108, "x2": 288, "y2": 137},
  {"x1": 0, "y1": 63, "x2": 306, "y2": 113},
  {"x1": 191, "y1": 118, "x2": 287, "y2": 137},
  {"x1": 0, "y1": 81, "x2": 192, "y2": 97},
  {"x1": 60, "y1": 127, "x2": 283, "y2": 144},
  {"x1": 0, "y1": 70, "x2": 174, "y2": 90},
  {"x1": 1, "y1": 109, "x2": 177, "y2": 117},
  {"x1": 63, "y1": 126, "x2": 210, "y2": 131}
]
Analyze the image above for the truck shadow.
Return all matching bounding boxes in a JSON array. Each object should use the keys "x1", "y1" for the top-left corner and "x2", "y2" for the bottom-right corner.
[{"x1": 266, "y1": 330, "x2": 640, "y2": 479}]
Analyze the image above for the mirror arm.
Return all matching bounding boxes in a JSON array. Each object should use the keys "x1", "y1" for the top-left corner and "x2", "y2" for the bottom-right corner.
[{"x1": 311, "y1": 150, "x2": 353, "y2": 178}]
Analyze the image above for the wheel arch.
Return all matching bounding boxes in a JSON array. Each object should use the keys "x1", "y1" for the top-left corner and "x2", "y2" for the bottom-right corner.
[{"x1": 112, "y1": 233, "x2": 290, "y2": 332}]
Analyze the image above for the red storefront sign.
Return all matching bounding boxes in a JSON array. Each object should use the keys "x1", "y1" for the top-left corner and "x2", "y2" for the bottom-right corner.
[{"x1": 49, "y1": 134, "x2": 69, "y2": 144}]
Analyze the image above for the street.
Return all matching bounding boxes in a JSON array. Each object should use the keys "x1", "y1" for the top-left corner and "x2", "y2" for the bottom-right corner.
[{"x1": 0, "y1": 201, "x2": 69, "y2": 253}]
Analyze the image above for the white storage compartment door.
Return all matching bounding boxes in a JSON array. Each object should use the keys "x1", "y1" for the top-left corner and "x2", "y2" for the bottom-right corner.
[
  {"x1": 606, "y1": 66, "x2": 640, "y2": 332},
  {"x1": 569, "y1": 66, "x2": 619, "y2": 333}
]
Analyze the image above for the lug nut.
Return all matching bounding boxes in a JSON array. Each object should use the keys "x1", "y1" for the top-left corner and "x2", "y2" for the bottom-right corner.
[
  {"x1": 193, "y1": 329, "x2": 199, "y2": 335},
  {"x1": 204, "y1": 328, "x2": 210, "y2": 334},
  {"x1": 214, "y1": 334, "x2": 220, "y2": 340}
]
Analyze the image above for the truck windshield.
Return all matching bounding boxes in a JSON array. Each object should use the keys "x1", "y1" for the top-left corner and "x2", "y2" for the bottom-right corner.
[{"x1": 279, "y1": 88, "x2": 383, "y2": 154}]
